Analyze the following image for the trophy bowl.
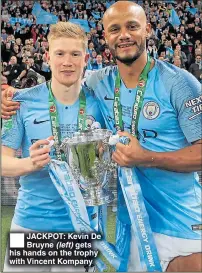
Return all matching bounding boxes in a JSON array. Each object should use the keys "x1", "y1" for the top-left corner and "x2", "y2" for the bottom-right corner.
[{"x1": 60, "y1": 129, "x2": 115, "y2": 206}]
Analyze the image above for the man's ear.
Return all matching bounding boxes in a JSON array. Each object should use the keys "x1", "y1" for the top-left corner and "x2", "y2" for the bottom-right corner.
[
  {"x1": 45, "y1": 51, "x2": 50, "y2": 62},
  {"x1": 103, "y1": 30, "x2": 108, "y2": 45},
  {"x1": 146, "y1": 23, "x2": 152, "y2": 39}
]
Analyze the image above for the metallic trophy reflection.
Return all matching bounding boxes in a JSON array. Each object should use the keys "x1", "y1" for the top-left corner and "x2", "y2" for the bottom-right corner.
[{"x1": 60, "y1": 129, "x2": 115, "y2": 206}]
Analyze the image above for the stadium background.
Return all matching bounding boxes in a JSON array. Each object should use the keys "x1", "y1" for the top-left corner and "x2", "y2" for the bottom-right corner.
[{"x1": 1, "y1": 0, "x2": 202, "y2": 270}]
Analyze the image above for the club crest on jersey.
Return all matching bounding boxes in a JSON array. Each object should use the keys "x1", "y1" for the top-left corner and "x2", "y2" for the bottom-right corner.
[
  {"x1": 138, "y1": 80, "x2": 145, "y2": 87},
  {"x1": 79, "y1": 108, "x2": 85, "y2": 115},
  {"x1": 143, "y1": 101, "x2": 160, "y2": 120},
  {"x1": 50, "y1": 105, "x2": 56, "y2": 113}
]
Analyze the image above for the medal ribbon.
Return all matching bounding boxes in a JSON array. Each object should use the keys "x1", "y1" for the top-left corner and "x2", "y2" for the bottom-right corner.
[{"x1": 119, "y1": 167, "x2": 162, "y2": 271}]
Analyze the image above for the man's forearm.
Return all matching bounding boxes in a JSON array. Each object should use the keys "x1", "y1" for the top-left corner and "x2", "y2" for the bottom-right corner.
[
  {"x1": 2, "y1": 156, "x2": 35, "y2": 177},
  {"x1": 143, "y1": 144, "x2": 202, "y2": 172}
]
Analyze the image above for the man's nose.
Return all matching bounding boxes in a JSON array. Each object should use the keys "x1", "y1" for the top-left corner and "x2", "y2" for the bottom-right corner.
[
  {"x1": 119, "y1": 28, "x2": 131, "y2": 40},
  {"x1": 62, "y1": 57, "x2": 73, "y2": 66}
]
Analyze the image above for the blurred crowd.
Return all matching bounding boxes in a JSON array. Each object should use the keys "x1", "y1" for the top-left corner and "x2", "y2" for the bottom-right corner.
[{"x1": 1, "y1": 0, "x2": 202, "y2": 89}]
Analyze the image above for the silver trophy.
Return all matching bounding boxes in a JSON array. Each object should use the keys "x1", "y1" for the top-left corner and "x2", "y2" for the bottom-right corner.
[{"x1": 60, "y1": 129, "x2": 115, "y2": 206}]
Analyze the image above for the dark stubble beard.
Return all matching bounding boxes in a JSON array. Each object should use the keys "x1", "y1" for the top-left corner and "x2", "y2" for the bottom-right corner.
[{"x1": 109, "y1": 38, "x2": 146, "y2": 66}]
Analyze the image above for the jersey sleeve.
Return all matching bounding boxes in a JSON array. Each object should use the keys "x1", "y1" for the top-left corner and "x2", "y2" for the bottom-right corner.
[
  {"x1": 1, "y1": 105, "x2": 25, "y2": 150},
  {"x1": 170, "y1": 69, "x2": 201, "y2": 143}
]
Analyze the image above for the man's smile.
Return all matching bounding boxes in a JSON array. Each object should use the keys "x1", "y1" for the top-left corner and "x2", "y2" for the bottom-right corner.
[{"x1": 117, "y1": 42, "x2": 136, "y2": 48}]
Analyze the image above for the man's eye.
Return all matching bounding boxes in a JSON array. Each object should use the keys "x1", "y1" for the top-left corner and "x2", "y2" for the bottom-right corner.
[
  {"x1": 129, "y1": 25, "x2": 139, "y2": 30},
  {"x1": 110, "y1": 27, "x2": 119, "y2": 33},
  {"x1": 72, "y1": 52, "x2": 81, "y2": 57},
  {"x1": 56, "y1": 52, "x2": 63, "y2": 56}
]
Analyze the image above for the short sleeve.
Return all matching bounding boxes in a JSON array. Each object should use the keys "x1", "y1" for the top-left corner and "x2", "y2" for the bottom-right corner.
[
  {"x1": 1, "y1": 107, "x2": 25, "y2": 150},
  {"x1": 170, "y1": 69, "x2": 202, "y2": 143}
]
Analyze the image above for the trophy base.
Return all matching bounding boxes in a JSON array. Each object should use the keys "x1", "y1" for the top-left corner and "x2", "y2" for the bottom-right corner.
[{"x1": 83, "y1": 188, "x2": 114, "y2": 206}]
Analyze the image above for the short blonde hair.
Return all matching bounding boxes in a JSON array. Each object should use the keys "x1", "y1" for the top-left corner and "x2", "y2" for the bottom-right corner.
[{"x1": 47, "y1": 22, "x2": 88, "y2": 51}]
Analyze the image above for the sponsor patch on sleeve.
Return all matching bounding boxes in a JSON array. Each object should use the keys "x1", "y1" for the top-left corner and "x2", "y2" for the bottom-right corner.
[{"x1": 185, "y1": 95, "x2": 202, "y2": 120}]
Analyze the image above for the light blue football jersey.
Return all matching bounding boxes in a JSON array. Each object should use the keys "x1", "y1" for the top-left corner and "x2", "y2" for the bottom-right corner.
[
  {"x1": 2, "y1": 82, "x2": 105, "y2": 232},
  {"x1": 85, "y1": 60, "x2": 202, "y2": 239}
]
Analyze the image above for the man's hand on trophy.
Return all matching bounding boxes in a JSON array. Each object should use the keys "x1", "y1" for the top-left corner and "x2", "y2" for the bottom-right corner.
[
  {"x1": 29, "y1": 137, "x2": 54, "y2": 171},
  {"x1": 112, "y1": 131, "x2": 149, "y2": 167},
  {"x1": 1, "y1": 87, "x2": 19, "y2": 119}
]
